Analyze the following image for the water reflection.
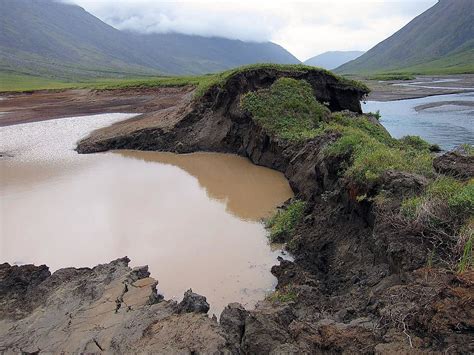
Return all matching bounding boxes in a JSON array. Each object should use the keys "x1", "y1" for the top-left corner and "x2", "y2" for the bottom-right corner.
[
  {"x1": 115, "y1": 150, "x2": 293, "y2": 221},
  {"x1": 0, "y1": 113, "x2": 294, "y2": 315}
]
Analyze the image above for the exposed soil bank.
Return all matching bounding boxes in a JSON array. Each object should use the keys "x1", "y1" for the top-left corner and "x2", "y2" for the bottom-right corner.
[{"x1": 1, "y1": 68, "x2": 473, "y2": 353}]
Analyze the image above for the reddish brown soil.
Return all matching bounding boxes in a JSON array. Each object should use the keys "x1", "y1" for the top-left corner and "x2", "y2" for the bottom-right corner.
[{"x1": 0, "y1": 86, "x2": 194, "y2": 127}]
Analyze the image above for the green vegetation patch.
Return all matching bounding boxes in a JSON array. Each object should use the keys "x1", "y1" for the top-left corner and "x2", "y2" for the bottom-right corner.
[
  {"x1": 241, "y1": 78, "x2": 330, "y2": 141},
  {"x1": 0, "y1": 72, "x2": 77, "y2": 92},
  {"x1": 1, "y1": 64, "x2": 369, "y2": 99},
  {"x1": 324, "y1": 115, "x2": 434, "y2": 183},
  {"x1": 458, "y1": 230, "x2": 473, "y2": 273},
  {"x1": 267, "y1": 200, "x2": 306, "y2": 242},
  {"x1": 368, "y1": 73, "x2": 416, "y2": 81},
  {"x1": 266, "y1": 286, "x2": 298, "y2": 303},
  {"x1": 399, "y1": 135, "x2": 441, "y2": 152},
  {"x1": 460, "y1": 144, "x2": 474, "y2": 156},
  {"x1": 195, "y1": 63, "x2": 369, "y2": 98},
  {"x1": 400, "y1": 177, "x2": 474, "y2": 271},
  {"x1": 0, "y1": 71, "x2": 207, "y2": 93}
]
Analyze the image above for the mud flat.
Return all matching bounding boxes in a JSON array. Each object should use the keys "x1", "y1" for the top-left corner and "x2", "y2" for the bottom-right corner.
[
  {"x1": 363, "y1": 74, "x2": 474, "y2": 101},
  {"x1": 0, "y1": 86, "x2": 194, "y2": 126},
  {"x1": 1, "y1": 66, "x2": 473, "y2": 353}
]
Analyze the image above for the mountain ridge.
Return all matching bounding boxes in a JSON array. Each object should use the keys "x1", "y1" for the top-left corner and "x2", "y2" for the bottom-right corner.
[
  {"x1": 0, "y1": 0, "x2": 300, "y2": 79},
  {"x1": 337, "y1": 0, "x2": 474, "y2": 74},
  {"x1": 304, "y1": 51, "x2": 364, "y2": 70}
]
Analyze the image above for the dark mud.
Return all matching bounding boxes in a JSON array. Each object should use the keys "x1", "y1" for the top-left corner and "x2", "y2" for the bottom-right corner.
[{"x1": 1, "y1": 67, "x2": 472, "y2": 353}]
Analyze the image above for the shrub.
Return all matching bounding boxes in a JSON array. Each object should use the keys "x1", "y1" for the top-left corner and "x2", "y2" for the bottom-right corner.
[
  {"x1": 241, "y1": 78, "x2": 330, "y2": 141},
  {"x1": 398, "y1": 135, "x2": 440, "y2": 152},
  {"x1": 399, "y1": 135, "x2": 432, "y2": 151},
  {"x1": 267, "y1": 200, "x2": 306, "y2": 242}
]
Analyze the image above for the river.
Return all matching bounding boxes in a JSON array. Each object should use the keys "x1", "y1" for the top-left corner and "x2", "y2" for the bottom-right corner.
[{"x1": 363, "y1": 92, "x2": 474, "y2": 151}]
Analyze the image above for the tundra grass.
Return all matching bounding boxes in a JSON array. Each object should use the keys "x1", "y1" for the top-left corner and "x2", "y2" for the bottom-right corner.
[
  {"x1": 323, "y1": 114, "x2": 434, "y2": 183},
  {"x1": 368, "y1": 73, "x2": 416, "y2": 81},
  {"x1": 0, "y1": 73, "x2": 77, "y2": 92},
  {"x1": 266, "y1": 286, "x2": 298, "y2": 303},
  {"x1": 1, "y1": 64, "x2": 369, "y2": 98},
  {"x1": 241, "y1": 78, "x2": 330, "y2": 141},
  {"x1": 266, "y1": 200, "x2": 306, "y2": 242}
]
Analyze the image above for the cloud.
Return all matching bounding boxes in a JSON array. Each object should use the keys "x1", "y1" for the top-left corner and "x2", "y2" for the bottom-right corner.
[{"x1": 65, "y1": 0, "x2": 437, "y2": 60}]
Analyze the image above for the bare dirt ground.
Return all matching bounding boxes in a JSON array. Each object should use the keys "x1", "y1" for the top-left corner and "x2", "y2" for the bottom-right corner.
[
  {"x1": 0, "y1": 86, "x2": 194, "y2": 127},
  {"x1": 362, "y1": 74, "x2": 474, "y2": 101}
]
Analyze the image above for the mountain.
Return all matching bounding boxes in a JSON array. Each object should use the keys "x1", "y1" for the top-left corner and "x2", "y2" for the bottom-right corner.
[
  {"x1": 304, "y1": 51, "x2": 364, "y2": 70},
  {"x1": 0, "y1": 0, "x2": 300, "y2": 79},
  {"x1": 337, "y1": 0, "x2": 474, "y2": 74}
]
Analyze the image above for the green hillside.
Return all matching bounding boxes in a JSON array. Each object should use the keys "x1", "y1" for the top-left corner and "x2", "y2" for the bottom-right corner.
[
  {"x1": 0, "y1": 0, "x2": 300, "y2": 80},
  {"x1": 337, "y1": 0, "x2": 474, "y2": 75}
]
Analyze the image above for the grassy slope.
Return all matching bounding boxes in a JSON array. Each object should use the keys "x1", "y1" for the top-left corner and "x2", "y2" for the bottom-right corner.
[
  {"x1": 337, "y1": 0, "x2": 474, "y2": 75},
  {"x1": 0, "y1": 72, "x2": 205, "y2": 93},
  {"x1": 1, "y1": 64, "x2": 368, "y2": 95}
]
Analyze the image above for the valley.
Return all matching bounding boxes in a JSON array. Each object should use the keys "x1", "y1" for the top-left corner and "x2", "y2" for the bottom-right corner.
[{"x1": 1, "y1": 0, "x2": 473, "y2": 352}]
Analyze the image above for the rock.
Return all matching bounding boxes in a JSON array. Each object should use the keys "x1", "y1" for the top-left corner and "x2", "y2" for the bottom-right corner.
[
  {"x1": 177, "y1": 289, "x2": 210, "y2": 314},
  {"x1": 433, "y1": 149, "x2": 474, "y2": 179}
]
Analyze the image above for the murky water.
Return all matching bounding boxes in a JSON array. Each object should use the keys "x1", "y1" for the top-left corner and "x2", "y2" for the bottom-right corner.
[
  {"x1": 363, "y1": 93, "x2": 474, "y2": 150},
  {"x1": 0, "y1": 113, "x2": 294, "y2": 315}
]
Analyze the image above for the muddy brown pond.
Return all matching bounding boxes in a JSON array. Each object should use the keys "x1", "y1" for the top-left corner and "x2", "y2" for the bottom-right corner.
[{"x1": 0, "y1": 113, "x2": 294, "y2": 315}]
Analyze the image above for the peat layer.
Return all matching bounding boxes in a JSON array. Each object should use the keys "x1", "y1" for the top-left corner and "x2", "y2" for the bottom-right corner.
[{"x1": 1, "y1": 66, "x2": 473, "y2": 353}]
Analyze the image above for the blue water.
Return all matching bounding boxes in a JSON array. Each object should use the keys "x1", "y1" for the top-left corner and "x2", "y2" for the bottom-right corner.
[{"x1": 363, "y1": 93, "x2": 474, "y2": 151}]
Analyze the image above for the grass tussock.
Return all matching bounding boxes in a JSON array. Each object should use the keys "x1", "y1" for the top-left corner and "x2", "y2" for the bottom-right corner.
[
  {"x1": 267, "y1": 200, "x2": 306, "y2": 242},
  {"x1": 241, "y1": 78, "x2": 330, "y2": 141},
  {"x1": 399, "y1": 177, "x2": 474, "y2": 271},
  {"x1": 324, "y1": 115, "x2": 434, "y2": 184},
  {"x1": 398, "y1": 135, "x2": 441, "y2": 152},
  {"x1": 266, "y1": 286, "x2": 298, "y2": 303}
]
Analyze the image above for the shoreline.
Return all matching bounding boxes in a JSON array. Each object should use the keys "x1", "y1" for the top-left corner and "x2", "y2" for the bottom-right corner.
[{"x1": 362, "y1": 73, "x2": 474, "y2": 101}]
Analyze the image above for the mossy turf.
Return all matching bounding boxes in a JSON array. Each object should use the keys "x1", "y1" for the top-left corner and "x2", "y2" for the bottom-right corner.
[
  {"x1": 400, "y1": 177, "x2": 474, "y2": 271},
  {"x1": 241, "y1": 78, "x2": 330, "y2": 141},
  {"x1": 266, "y1": 286, "x2": 298, "y2": 303},
  {"x1": 266, "y1": 200, "x2": 306, "y2": 242},
  {"x1": 323, "y1": 115, "x2": 434, "y2": 184}
]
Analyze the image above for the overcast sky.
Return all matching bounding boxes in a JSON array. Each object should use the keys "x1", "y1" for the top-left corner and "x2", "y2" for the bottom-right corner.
[{"x1": 66, "y1": 0, "x2": 437, "y2": 61}]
